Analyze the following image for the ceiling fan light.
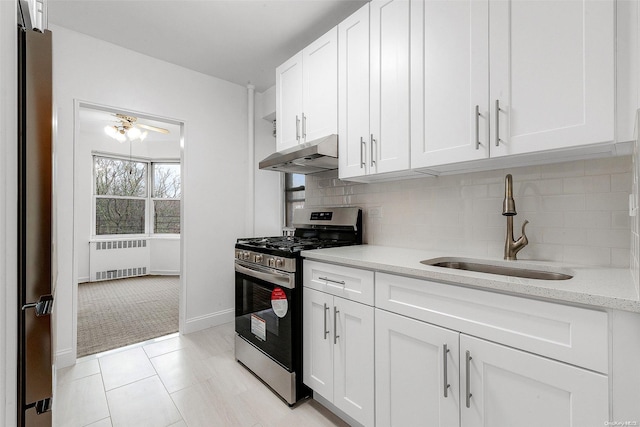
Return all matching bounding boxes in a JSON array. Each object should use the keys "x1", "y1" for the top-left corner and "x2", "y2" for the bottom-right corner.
[
  {"x1": 139, "y1": 131, "x2": 148, "y2": 141},
  {"x1": 116, "y1": 133, "x2": 127, "y2": 143},
  {"x1": 127, "y1": 127, "x2": 141, "y2": 140},
  {"x1": 104, "y1": 125, "x2": 117, "y2": 138}
]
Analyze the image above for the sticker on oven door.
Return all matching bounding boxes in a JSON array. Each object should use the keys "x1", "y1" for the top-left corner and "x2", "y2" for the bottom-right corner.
[
  {"x1": 271, "y1": 287, "x2": 288, "y2": 318},
  {"x1": 251, "y1": 314, "x2": 266, "y2": 341}
]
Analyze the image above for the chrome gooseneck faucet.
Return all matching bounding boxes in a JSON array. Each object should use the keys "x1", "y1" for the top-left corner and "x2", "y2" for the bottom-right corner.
[{"x1": 503, "y1": 174, "x2": 529, "y2": 260}]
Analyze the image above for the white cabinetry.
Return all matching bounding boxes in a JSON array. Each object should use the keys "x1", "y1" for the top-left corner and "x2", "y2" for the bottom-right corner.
[
  {"x1": 411, "y1": 0, "x2": 615, "y2": 171},
  {"x1": 375, "y1": 309, "x2": 459, "y2": 427},
  {"x1": 375, "y1": 272, "x2": 609, "y2": 427},
  {"x1": 338, "y1": 0, "x2": 412, "y2": 181},
  {"x1": 276, "y1": 27, "x2": 337, "y2": 152},
  {"x1": 461, "y1": 334, "x2": 608, "y2": 427},
  {"x1": 376, "y1": 309, "x2": 608, "y2": 427},
  {"x1": 302, "y1": 261, "x2": 374, "y2": 426}
]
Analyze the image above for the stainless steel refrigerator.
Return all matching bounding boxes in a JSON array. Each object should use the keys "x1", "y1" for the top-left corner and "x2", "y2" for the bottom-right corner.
[{"x1": 17, "y1": 3, "x2": 53, "y2": 425}]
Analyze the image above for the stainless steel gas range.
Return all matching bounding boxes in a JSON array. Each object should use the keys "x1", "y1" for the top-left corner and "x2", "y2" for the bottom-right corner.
[{"x1": 234, "y1": 207, "x2": 362, "y2": 405}]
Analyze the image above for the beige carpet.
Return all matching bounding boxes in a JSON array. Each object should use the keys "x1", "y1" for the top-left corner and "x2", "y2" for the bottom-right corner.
[{"x1": 77, "y1": 275, "x2": 179, "y2": 357}]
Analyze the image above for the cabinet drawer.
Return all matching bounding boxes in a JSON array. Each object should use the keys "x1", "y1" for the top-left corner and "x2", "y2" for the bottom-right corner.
[
  {"x1": 376, "y1": 273, "x2": 608, "y2": 374},
  {"x1": 303, "y1": 260, "x2": 374, "y2": 306}
]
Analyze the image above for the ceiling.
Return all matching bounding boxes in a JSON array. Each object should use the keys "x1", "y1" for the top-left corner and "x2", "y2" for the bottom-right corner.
[{"x1": 47, "y1": 0, "x2": 368, "y2": 92}]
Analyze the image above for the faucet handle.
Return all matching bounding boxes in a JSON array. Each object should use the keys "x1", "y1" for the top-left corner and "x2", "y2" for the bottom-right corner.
[{"x1": 520, "y1": 220, "x2": 529, "y2": 241}]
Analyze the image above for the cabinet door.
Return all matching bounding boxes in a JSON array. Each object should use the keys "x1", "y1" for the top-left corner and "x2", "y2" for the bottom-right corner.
[
  {"x1": 302, "y1": 288, "x2": 334, "y2": 401},
  {"x1": 410, "y1": 0, "x2": 489, "y2": 169},
  {"x1": 376, "y1": 309, "x2": 460, "y2": 427},
  {"x1": 489, "y1": 0, "x2": 614, "y2": 157},
  {"x1": 370, "y1": 0, "x2": 411, "y2": 174},
  {"x1": 276, "y1": 52, "x2": 303, "y2": 152},
  {"x1": 338, "y1": 3, "x2": 370, "y2": 180},
  {"x1": 460, "y1": 334, "x2": 608, "y2": 427},
  {"x1": 303, "y1": 27, "x2": 338, "y2": 144},
  {"x1": 333, "y1": 297, "x2": 375, "y2": 427}
]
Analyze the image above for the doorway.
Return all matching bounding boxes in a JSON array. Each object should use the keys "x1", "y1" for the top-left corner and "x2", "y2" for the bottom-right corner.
[{"x1": 73, "y1": 102, "x2": 184, "y2": 358}]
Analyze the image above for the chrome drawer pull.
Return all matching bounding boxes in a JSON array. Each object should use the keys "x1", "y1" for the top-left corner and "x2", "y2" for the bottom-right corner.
[
  {"x1": 443, "y1": 344, "x2": 450, "y2": 397},
  {"x1": 323, "y1": 303, "x2": 329, "y2": 340},
  {"x1": 334, "y1": 306, "x2": 340, "y2": 344},
  {"x1": 466, "y1": 350, "x2": 473, "y2": 408},
  {"x1": 319, "y1": 276, "x2": 345, "y2": 286},
  {"x1": 495, "y1": 100, "x2": 501, "y2": 147}
]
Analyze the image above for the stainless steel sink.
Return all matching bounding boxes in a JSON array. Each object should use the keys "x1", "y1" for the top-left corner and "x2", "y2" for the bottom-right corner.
[{"x1": 421, "y1": 257, "x2": 573, "y2": 281}]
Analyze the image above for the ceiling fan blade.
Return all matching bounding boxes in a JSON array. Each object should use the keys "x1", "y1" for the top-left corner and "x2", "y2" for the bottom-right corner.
[{"x1": 136, "y1": 123, "x2": 170, "y2": 134}]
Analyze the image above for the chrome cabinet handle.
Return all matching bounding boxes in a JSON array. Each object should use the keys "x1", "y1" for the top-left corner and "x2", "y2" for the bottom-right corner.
[
  {"x1": 296, "y1": 115, "x2": 300, "y2": 142},
  {"x1": 360, "y1": 137, "x2": 366, "y2": 168},
  {"x1": 302, "y1": 113, "x2": 307, "y2": 139},
  {"x1": 443, "y1": 344, "x2": 450, "y2": 397},
  {"x1": 495, "y1": 100, "x2": 501, "y2": 147},
  {"x1": 465, "y1": 350, "x2": 473, "y2": 408},
  {"x1": 319, "y1": 276, "x2": 345, "y2": 286},
  {"x1": 323, "y1": 303, "x2": 329, "y2": 340},
  {"x1": 370, "y1": 134, "x2": 376, "y2": 167},
  {"x1": 475, "y1": 105, "x2": 481, "y2": 150},
  {"x1": 333, "y1": 306, "x2": 340, "y2": 344}
]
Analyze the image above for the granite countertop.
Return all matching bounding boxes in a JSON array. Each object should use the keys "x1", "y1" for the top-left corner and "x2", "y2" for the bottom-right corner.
[{"x1": 300, "y1": 245, "x2": 640, "y2": 313}]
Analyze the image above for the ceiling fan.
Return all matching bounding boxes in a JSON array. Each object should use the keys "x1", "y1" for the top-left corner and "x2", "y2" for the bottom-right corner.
[{"x1": 104, "y1": 113, "x2": 169, "y2": 142}]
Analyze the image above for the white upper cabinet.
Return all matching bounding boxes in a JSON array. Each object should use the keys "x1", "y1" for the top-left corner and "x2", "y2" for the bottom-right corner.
[
  {"x1": 411, "y1": 0, "x2": 489, "y2": 169},
  {"x1": 276, "y1": 52, "x2": 303, "y2": 152},
  {"x1": 490, "y1": 0, "x2": 614, "y2": 157},
  {"x1": 370, "y1": 0, "x2": 411, "y2": 174},
  {"x1": 276, "y1": 28, "x2": 337, "y2": 153},
  {"x1": 303, "y1": 29, "x2": 338, "y2": 144},
  {"x1": 338, "y1": 4, "x2": 370, "y2": 179},
  {"x1": 411, "y1": 0, "x2": 615, "y2": 170},
  {"x1": 339, "y1": 0, "x2": 411, "y2": 180}
]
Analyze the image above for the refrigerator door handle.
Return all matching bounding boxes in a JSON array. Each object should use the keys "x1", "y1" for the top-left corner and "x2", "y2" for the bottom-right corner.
[{"x1": 21, "y1": 294, "x2": 54, "y2": 316}]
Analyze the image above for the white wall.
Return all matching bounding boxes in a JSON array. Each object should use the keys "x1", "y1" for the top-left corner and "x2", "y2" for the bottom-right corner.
[
  {"x1": 51, "y1": 25, "x2": 249, "y2": 367},
  {"x1": 254, "y1": 85, "x2": 283, "y2": 236},
  {"x1": 0, "y1": 1, "x2": 18, "y2": 424},
  {"x1": 306, "y1": 156, "x2": 633, "y2": 268},
  {"x1": 76, "y1": 113, "x2": 181, "y2": 282}
]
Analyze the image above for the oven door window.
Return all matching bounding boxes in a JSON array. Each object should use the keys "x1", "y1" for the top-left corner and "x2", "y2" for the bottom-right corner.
[{"x1": 235, "y1": 270, "x2": 293, "y2": 370}]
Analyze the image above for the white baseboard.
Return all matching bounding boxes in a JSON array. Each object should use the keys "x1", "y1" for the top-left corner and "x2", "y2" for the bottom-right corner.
[
  {"x1": 183, "y1": 308, "x2": 234, "y2": 334},
  {"x1": 55, "y1": 347, "x2": 76, "y2": 370},
  {"x1": 149, "y1": 270, "x2": 180, "y2": 276},
  {"x1": 78, "y1": 276, "x2": 90, "y2": 283}
]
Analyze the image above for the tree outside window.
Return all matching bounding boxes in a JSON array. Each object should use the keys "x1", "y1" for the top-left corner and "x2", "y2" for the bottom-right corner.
[
  {"x1": 93, "y1": 156, "x2": 181, "y2": 236},
  {"x1": 152, "y1": 163, "x2": 181, "y2": 234}
]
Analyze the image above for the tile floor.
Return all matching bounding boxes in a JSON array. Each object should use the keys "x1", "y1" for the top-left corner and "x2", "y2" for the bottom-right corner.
[{"x1": 53, "y1": 322, "x2": 349, "y2": 427}]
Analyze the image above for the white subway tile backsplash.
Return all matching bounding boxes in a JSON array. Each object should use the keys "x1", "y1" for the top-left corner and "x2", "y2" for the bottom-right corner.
[
  {"x1": 563, "y1": 175, "x2": 611, "y2": 194},
  {"x1": 306, "y1": 156, "x2": 633, "y2": 268}
]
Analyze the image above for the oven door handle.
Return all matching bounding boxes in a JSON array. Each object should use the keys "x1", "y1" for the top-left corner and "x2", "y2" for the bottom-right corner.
[{"x1": 235, "y1": 262, "x2": 295, "y2": 289}]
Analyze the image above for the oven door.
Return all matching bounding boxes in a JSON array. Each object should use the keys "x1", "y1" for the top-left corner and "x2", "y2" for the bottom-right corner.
[{"x1": 235, "y1": 260, "x2": 295, "y2": 371}]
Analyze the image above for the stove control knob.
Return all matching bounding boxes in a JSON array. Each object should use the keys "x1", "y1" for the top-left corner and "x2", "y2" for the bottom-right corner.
[
  {"x1": 243, "y1": 251, "x2": 250, "y2": 260},
  {"x1": 268, "y1": 258, "x2": 275, "y2": 267},
  {"x1": 254, "y1": 254, "x2": 264, "y2": 263},
  {"x1": 276, "y1": 258, "x2": 284, "y2": 268}
]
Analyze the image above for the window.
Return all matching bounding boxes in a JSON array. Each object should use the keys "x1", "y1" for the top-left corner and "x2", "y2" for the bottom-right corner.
[
  {"x1": 93, "y1": 156, "x2": 181, "y2": 235},
  {"x1": 152, "y1": 163, "x2": 181, "y2": 234},
  {"x1": 284, "y1": 173, "x2": 305, "y2": 227}
]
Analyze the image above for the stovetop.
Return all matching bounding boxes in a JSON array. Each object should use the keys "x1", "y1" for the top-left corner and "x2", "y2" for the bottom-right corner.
[{"x1": 236, "y1": 235, "x2": 356, "y2": 254}]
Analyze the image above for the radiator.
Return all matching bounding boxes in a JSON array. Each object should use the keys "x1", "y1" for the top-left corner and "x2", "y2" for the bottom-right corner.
[{"x1": 89, "y1": 239, "x2": 150, "y2": 281}]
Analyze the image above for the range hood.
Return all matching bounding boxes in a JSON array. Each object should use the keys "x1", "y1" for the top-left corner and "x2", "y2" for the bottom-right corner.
[{"x1": 259, "y1": 134, "x2": 338, "y2": 174}]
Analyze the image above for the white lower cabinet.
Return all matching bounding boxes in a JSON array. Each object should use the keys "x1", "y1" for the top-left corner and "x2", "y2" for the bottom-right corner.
[
  {"x1": 304, "y1": 262, "x2": 611, "y2": 426},
  {"x1": 375, "y1": 309, "x2": 608, "y2": 427},
  {"x1": 303, "y1": 287, "x2": 375, "y2": 426},
  {"x1": 461, "y1": 334, "x2": 608, "y2": 427},
  {"x1": 375, "y1": 309, "x2": 460, "y2": 426}
]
